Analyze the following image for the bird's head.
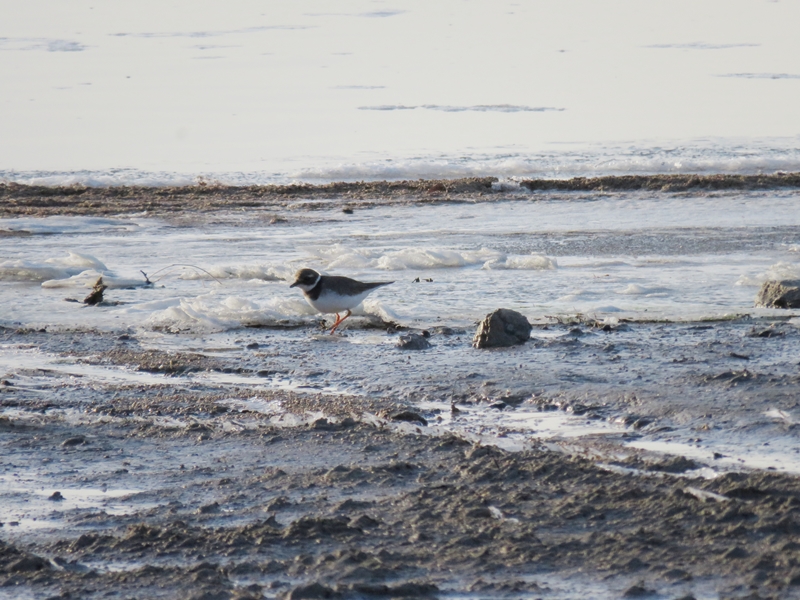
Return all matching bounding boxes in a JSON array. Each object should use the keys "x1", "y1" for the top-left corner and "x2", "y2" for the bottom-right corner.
[{"x1": 290, "y1": 268, "x2": 321, "y2": 291}]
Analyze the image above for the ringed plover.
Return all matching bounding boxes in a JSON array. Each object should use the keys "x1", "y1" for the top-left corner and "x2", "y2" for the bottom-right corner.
[{"x1": 290, "y1": 268, "x2": 393, "y2": 334}]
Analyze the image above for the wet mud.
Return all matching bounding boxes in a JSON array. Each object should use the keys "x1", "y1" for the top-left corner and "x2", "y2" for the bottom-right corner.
[
  {"x1": 2, "y1": 173, "x2": 800, "y2": 218},
  {"x1": 3, "y1": 325, "x2": 800, "y2": 599},
  {"x1": 4, "y1": 385, "x2": 800, "y2": 600}
]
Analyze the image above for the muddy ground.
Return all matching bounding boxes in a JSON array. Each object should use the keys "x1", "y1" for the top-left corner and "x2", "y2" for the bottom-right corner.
[
  {"x1": 3, "y1": 178, "x2": 800, "y2": 598},
  {"x1": 2, "y1": 173, "x2": 800, "y2": 219},
  {"x1": 2, "y1": 327, "x2": 800, "y2": 599}
]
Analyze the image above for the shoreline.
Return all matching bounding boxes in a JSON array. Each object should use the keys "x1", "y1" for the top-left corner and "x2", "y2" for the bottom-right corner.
[
  {"x1": 2, "y1": 172, "x2": 800, "y2": 218},
  {"x1": 4, "y1": 177, "x2": 800, "y2": 598}
]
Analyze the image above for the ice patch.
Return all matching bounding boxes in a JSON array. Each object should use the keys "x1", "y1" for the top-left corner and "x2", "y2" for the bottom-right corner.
[
  {"x1": 358, "y1": 104, "x2": 564, "y2": 113},
  {"x1": 556, "y1": 289, "x2": 598, "y2": 302},
  {"x1": 719, "y1": 73, "x2": 800, "y2": 80},
  {"x1": 645, "y1": 42, "x2": 760, "y2": 50},
  {"x1": 110, "y1": 25, "x2": 308, "y2": 39},
  {"x1": 616, "y1": 283, "x2": 669, "y2": 296},
  {"x1": 0, "y1": 169, "x2": 198, "y2": 188},
  {"x1": 318, "y1": 246, "x2": 500, "y2": 270},
  {"x1": 359, "y1": 10, "x2": 406, "y2": 18},
  {"x1": 360, "y1": 298, "x2": 401, "y2": 323},
  {"x1": 0, "y1": 217, "x2": 142, "y2": 235},
  {"x1": 40, "y1": 270, "x2": 149, "y2": 290},
  {"x1": 144, "y1": 293, "x2": 313, "y2": 333},
  {"x1": 736, "y1": 261, "x2": 800, "y2": 286},
  {"x1": 313, "y1": 245, "x2": 556, "y2": 271},
  {"x1": 482, "y1": 255, "x2": 557, "y2": 270},
  {"x1": 177, "y1": 264, "x2": 291, "y2": 282},
  {"x1": 376, "y1": 249, "x2": 493, "y2": 270},
  {"x1": 218, "y1": 397, "x2": 284, "y2": 416},
  {"x1": 591, "y1": 306, "x2": 624, "y2": 313},
  {"x1": 0, "y1": 253, "x2": 108, "y2": 282},
  {"x1": 764, "y1": 408, "x2": 798, "y2": 425},
  {"x1": 4, "y1": 143, "x2": 800, "y2": 186},
  {"x1": 0, "y1": 37, "x2": 86, "y2": 52}
]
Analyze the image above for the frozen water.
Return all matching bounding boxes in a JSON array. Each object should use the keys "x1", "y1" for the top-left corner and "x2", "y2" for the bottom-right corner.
[{"x1": 1, "y1": 0, "x2": 800, "y2": 181}]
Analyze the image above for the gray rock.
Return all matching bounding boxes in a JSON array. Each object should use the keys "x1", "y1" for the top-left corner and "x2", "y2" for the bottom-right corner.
[
  {"x1": 62, "y1": 435, "x2": 87, "y2": 447},
  {"x1": 396, "y1": 333, "x2": 432, "y2": 350},
  {"x1": 755, "y1": 279, "x2": 800, "y2": 308},
  {"x1": 390, "y1": 411, "x2": 428, "y2": 426},
  {"x1": 472, "y1": 308, "x2": 532, "y2": 348},
  {"x1": 285, "y1": 582, "x2": 338, "y2": 599},
  {"x1": 7, "y1": 555, "x2": 49, "y2": 573}
]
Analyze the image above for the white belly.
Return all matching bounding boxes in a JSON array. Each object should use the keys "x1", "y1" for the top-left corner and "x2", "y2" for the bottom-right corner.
[{"x1": 305, "y1": 290, "x2": 372, "y2": 314}]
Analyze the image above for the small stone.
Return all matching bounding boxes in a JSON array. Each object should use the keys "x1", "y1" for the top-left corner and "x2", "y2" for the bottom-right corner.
[
  {"x1": 197, "y1": 502, "x2": 220, "y2": 514},
  {"x1": 622, "y1": 581, "x2": 654, "y2": 597},
  {"x1": 49, "y1": 491, "x2": 65, "y2": 501},
  {"x1": 473, "y1": 308, "x2": 532, "y2": 348},
  {"x1": 464, "y1": 507, "x2": 494, "y2": 519},
  {"x1": 349, "y1": 514, "x2": 380, "y2": 529},
  {"x1": 390, "y1": 411, "x2": 428, "y2": 426},
  {"x1": 723, "y1": 546, "x2": 749, "y2": 559},
  {"x1": 396, "y1": 333, "x2": 432, "y2": 350},
  {"x1": 645, "y1": 456, "x2": 698, "y2": 474},
  {"x1": 310, "y1": 418, "x2": 335, "y2": 430},
  {"x1": 62, "y1": 436, "x2": 88, "y2": 447},
  {"x1": 662, "y1": 568, "x2": 691, "y2": 581},
  {"x1": 7, "y1": 556, "x2": 49, "y2": 573},
  {"x1": 285, "y1": 582, "x2": 338, "y2": 599}
]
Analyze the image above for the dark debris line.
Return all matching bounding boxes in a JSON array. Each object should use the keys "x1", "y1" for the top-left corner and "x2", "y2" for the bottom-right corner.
[{"x1": 2, "y1": 173, "x2": 800, "y2": 217}]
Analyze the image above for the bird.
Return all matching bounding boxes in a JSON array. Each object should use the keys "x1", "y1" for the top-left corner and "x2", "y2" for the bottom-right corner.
[{"x1": 290, "y1": 268, "x2": 394, "y2": 334}]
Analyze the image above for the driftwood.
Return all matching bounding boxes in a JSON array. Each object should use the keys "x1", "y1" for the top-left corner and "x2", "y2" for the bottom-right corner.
[{"x1": 83, "y1": 277, "x2": 108, "y2": 305}]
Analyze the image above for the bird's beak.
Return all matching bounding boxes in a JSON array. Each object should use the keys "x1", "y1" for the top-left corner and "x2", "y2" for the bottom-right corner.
[{"x1": 289, "y1": 281, "x2": 298, "y2": 288}]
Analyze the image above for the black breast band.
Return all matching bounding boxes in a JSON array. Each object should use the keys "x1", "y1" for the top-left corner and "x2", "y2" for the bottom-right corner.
[{"x1": 306, "y1": 279, "x2": 323, "y2": 301}]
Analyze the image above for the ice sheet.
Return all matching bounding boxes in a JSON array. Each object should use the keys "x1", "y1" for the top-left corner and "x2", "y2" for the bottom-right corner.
[{"x1": 1, "y1": 1, "x2": 799, "y2": 178}]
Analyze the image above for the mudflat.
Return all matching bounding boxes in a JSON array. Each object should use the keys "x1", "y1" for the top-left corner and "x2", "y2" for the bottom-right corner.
[{"x1": 1, "y1": 327, "x2": 800, "y2": 599}]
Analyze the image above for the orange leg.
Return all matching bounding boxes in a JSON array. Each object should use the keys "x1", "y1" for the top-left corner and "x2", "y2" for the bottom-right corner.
[{"x1": 329, "y1": 309, "x2": 352, "y2": 334}]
